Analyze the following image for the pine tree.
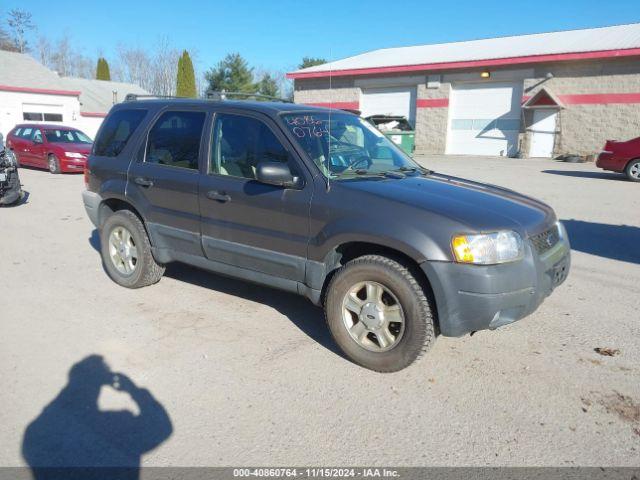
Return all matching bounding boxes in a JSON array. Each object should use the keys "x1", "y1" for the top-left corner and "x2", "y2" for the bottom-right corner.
[
  {"x1": 96, "y1": 57, "x2": 111, "y2": 81},
  {"x1": 205, "y1": 53, "x2": 256, "y2": 96},
  {"x1": 299, "y1": 57, "x2": 326, "y2": 69},
  {"x1": 258, "y1": 73, "x2": 279, "y2": 98},
  {"x1": 176, "y1": 50, "x2": 197, "y2": 98}
]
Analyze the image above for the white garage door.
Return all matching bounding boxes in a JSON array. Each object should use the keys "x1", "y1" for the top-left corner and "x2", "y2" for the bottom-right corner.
[
  {"x1": 447, "y1": 82, "x2": 522, "y2": 156},
  {"x1": 22, "y1": 103, "x2": 64, "y2": 122},
  {"x1": 360, "y1": 87, "x2": 416, "y2": 126}
]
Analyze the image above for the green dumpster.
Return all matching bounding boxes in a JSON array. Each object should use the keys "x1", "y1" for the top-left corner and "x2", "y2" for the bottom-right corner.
[{"x1": 365, "y1": 115, "x2": 415, "y2": 156}]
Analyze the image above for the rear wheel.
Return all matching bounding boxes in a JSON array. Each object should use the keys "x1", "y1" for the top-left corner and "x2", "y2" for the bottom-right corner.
[
  {"x1": 100, "y1": 210, "x2": 165, "y2": 288},
  {"x1": 325, "y1": 255, "x2": 435, "y2": 372},
  {"x1": 625, "y1": 159, "x2": 640, "y2": 182},
  {"x1": 48, "y1": 154, "x2": 61, "y2": 174}
]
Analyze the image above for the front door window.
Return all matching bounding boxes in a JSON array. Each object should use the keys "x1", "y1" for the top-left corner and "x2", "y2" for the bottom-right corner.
[{"x1": 211, "y1": 113, "x2": 289, "y2": 179}]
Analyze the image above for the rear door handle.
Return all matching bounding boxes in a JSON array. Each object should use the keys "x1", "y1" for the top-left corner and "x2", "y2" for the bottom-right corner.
[
  {"x1": 206, "y1": 190, "x2": 231, "y2": 203},
  {"x1": 134, "y1": 177, "x2": 154, "y2": 187}
]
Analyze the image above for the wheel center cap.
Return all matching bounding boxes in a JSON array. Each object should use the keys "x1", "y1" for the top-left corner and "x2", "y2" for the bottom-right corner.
[{"x1": 360, "y1": 302, "x2": 384, "y2": 329}]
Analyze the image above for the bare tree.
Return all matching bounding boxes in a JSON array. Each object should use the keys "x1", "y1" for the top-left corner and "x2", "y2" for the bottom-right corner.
[
  {"x1": 151, "y1": 36, "x2": 180, "y2": 96},
  {"x1": 114, "y1": 45, "x2": 153, "y2": 90},
  {"x1": 34, "y1": 32, "x2": 94, "y2": 79},
  {"x1": 0, "y1": 24, "x2": 19, "y2": 51},
  {"x1": 35, "y1": 35, "x2": 52, "y2": 65},
  {"x1": 70, "y1": 52, "x2": 94, "y2": 78},
  {"x1": 6, "y1": 8, "x2": 35, "y2": 53},
  {"x1": 113, "y1": 37, "x2": 182, "y2": 95},
  {"x1": 50, "y1": 34, "x2": 73, "y2": 76}
]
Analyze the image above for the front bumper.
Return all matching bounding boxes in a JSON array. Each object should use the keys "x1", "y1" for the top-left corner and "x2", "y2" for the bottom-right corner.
[
  {"x1": 421, "y1": 225, "x2": 571, "y2": 337},
  {"x1": 61, "y1": 157, "x2": 87, "y2": 173},
  {"x1": 82, "y1": 190, "x2": 101, "y2": 227}
]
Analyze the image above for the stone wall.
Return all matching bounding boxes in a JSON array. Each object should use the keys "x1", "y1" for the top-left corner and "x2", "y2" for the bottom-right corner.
[
  {"x1": 414, "y1": 83, "x2": 450, "y2": 155},
  {"x1": 293, "y1": 76, "x2": 359, "y2": 105},
  {"x1": 524, "y1": 58, "x2": 640, "y2": 156}
]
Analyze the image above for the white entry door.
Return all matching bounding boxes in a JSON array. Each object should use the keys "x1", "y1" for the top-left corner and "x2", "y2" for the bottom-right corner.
[
  {"x1": 529, "y1": 109, "x2": 557, "y2": 158},
  {"x1": 360, "y1": 87, "x2": 416, "y2": 126}
]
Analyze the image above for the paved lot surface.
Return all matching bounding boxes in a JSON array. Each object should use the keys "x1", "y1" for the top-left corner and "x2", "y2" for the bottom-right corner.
[{"x1": 1, "y1": 156, "x2": 639, "y2": 468}]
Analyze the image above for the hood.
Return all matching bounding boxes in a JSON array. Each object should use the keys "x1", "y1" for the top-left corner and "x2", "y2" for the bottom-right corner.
[{"x1": 337, "y1": 172, "x2": 555, "y2": 235}]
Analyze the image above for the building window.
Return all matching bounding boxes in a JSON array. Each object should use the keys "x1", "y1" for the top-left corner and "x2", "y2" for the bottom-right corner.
[
  {"x1": 22, "y1": 112, "x2": 63, "y2": 122},
  {"x1": 23, "y1": 112, "x2": 43, "y2": 121},
  {"x1": 44, "y1": 113, "x2": 63, "y2": 122}
]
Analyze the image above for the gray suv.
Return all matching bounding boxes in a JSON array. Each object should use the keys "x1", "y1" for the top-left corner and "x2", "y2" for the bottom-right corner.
[{"x1": 82, "y1": 98, "x2": 570, "y2": 372}]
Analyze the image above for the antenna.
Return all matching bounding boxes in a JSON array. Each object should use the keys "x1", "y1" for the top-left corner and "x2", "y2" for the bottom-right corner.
[{"x1": 326, "y1": 47, "x2": 332, "y2": 192}]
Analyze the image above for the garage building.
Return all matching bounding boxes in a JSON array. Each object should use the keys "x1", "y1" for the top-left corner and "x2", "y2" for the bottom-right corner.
[
  {"x1": 0, "y1": 50, "x2": 147, "y2": 141},
  {"x1": 288, "y1": 23, "x2": 640, "y2": 158}
]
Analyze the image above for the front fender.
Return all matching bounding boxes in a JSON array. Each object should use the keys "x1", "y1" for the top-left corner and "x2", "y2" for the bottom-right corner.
[{"x1": 309, "y1": 215, "x2": 451, "y2": 264}]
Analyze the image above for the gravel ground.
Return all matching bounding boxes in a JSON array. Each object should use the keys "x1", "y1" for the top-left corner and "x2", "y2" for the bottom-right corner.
[{"x1": 0, "y1": 156, "x2": 638, "y2": 468}]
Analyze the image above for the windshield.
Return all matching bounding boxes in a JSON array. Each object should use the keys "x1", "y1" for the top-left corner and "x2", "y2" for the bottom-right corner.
[
  {"x1": 281, "y1": 112, "x2": 420, "y2": 178},
  {"x1": 44, "y1": 129, "x2": 92, "y2": 144}
]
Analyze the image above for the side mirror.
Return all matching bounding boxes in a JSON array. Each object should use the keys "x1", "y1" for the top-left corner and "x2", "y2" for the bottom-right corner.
[
  {"x1": 255, "y1": 161, "x2": 302, "y2": 189},
  {"x1": 33, "y1": 137, "x2": 43, "y2": 145}
]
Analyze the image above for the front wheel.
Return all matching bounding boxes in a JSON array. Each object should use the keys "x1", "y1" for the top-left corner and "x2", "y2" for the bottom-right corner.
[
  {"x1": 325, "y1": 255, "x2": 435, "y2": 372},
  {"x1": 625, "y1": 159, "x2": 640, "y2": 182},
  {"x1": 100, "y1": 210, "x2": 165, "y2": 288},
  {"x1": 48, "y1": 154, "x2": 61, "y2": 174}
]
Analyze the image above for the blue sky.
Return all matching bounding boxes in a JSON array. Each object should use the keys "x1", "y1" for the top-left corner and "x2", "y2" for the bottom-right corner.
[{"x1": 13, "y1": 0, "x2": 640, "y2": 74}]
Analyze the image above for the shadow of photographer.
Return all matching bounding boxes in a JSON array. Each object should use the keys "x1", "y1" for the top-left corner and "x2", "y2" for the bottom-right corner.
[{"x1": 22, "y1": 355, "x2": 173, "y2": 480}]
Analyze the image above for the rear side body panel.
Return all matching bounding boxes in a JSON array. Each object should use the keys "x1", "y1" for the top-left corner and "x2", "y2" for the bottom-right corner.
[{"x1": 596, "y1": 136, "x2": 640, "y2": 172}]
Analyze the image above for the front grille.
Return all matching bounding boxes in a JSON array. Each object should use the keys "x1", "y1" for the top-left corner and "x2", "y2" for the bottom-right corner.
[{"x1": 530, "y1": 224, "x2": 560, "y2": 255}]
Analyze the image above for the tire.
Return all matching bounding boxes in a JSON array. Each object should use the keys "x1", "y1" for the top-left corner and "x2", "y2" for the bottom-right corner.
[
  {"x1": 0, "y1": 171, "x2": 21, "y2": 205},
  {"x1": 325, "y1": 255, "x2": 435, "y2": 372},
  {"x1": 100, "y1": 210, "x2": 165, "y2": 288},
  {"x1": 48, "y1": 154, "x2": 61, "y2": 174},
  {"x1": 625, "y1": 159, "x2": 640, "y2": 182}
]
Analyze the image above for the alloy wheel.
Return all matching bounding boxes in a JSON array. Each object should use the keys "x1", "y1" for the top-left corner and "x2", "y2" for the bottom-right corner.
[
  {"x1": 341, "y1": 281, "x2": 405, "y2": 352},
  {"x1": 108, "y1": 226, "x2": 138, "y2": 275}
]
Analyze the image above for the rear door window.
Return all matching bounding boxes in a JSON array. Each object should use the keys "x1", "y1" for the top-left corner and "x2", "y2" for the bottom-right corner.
[
  {"x1": 94, "y1": 109, "x2": 147, "y2": 157},
  {"x1": 145, "y1": 111, "x2": 206, "y2": 170}
]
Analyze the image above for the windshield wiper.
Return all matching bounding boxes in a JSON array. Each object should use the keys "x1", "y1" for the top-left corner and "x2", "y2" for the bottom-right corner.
[
  {"x1": 395, "y1": 165, "x2": 432, "y2": 175},
  {"x1": 331, "y1": 168, "x2": 387, "y2": 179}
]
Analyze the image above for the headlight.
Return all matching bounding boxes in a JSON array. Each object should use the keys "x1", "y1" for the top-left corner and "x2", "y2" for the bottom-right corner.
[
  {"x1": 65, "y1": 152, "x2": 85, "y2": 159},
  {"x1": 452, "y1": 231, "x2": 524, "y2": 265}
]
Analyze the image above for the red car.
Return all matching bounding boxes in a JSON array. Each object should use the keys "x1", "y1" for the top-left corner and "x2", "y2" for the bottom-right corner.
[
  {"x1": 596, "y1": 136, "x2": 640, "y2": 182},
  {"x1": 6, "y1": 124, "x2": 92, "y2": 174}
]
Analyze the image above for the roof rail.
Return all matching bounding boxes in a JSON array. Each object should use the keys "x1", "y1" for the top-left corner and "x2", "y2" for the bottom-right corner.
[
  {"x1": 124, "y1": 94, "x2": 183, "y2": 102},
  {"x1": 205, "y1": 90, "x2": 293, "y2": 103},
  {"x1": 124, "y1": 92, "x2": 295, "y2": 103}
]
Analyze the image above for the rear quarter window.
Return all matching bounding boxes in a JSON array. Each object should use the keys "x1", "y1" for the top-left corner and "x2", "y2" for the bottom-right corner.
[{"x1": 94, "y1": 109, "x2": 147, "y2": 157}]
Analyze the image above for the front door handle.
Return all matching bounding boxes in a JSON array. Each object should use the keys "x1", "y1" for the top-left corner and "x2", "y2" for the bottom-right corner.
[
  {"x1": 206, "y1": 190, "x2": 231, "y2": 203},
  {"x1": 134, "y1": 177, "x2": 154, "y2": 187}
]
